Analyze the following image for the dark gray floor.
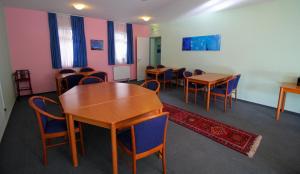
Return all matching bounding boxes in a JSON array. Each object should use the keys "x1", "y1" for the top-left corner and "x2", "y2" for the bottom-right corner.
[{"x1": 1, "y1": 86, "x2": 300, "y2": 174}]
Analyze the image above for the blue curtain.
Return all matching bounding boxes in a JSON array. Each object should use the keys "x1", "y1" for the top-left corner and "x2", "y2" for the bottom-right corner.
[
  {"x1": 71, "y1": 16, "x2": 87, "y2": 67},
  {"x1": 107, "y1": 21, "x2": 115, "y2": 65},
  {"x1": 48, "y1": 13, "x2": 62, "y2": 69},
  {"x1": 126, "y1": 23, "x2": 134, "y2": 64}
]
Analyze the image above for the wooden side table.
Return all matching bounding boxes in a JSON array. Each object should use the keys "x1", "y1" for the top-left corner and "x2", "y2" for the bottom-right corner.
[
  {"x1": 14, "y1": 70, "x2": 33, "y2": 97},
  {"x1": 275, "y1": 83, "x2": 300, "y2": 120}
]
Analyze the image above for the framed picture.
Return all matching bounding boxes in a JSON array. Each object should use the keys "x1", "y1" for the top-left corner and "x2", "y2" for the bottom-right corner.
[
  {"x1": 182, "y1": 35, "x2": 221, "y2": 51},
  {"x1": 91, "y1": 40, "x2": 103, "y2": 50}
]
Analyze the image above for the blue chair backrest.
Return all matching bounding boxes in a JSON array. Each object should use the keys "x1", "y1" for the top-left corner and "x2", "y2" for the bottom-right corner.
[
  {"x1": 164, "y1": 69, "x2": 173, "y2": 80},
  {"x1": 146, "y1": 66, "x2": 154, "y2": 69},
  {"x1": 157, "y1": 65, "x2": 165, "y2": 68},
  {"x1": 177, "y1": 68, "x2": 186, "y2": 79},
  {"x1": 80, "y1": 67, "x2": 94, "y2": 72},
  {"x1": 233, "y1": 74, "x2": 241, "y2": 89},
  {"x1": 90, "y1": 72, "x2": 107, "y2": 81},
  {"x1": 227, "y1": 78, "x2": 236, "y2": 94},
  {"x1": 65, "y1": 74, "x2": 84, "y2": 89},
  {"x1": 194, "y1": 69, "x2": 204, "y2": 75},
  {"x1": 32, "y1": 98, "x2": 48, "y2": 130},
  {"x1": 134, "y1": 115, "x2": 167, "y2": 154},
  {"x1": 59, "y1": 69, "x2": 75, "y2": 74},
  {"x1": 183, "y1": 71, "x2": 193, "y2": 78},
  {"x1": 145, "y1": 81, "x2": 159, "y2": 91},
  {"x1": 81, "y1": 77, "x2": 103, "y2": 85}
]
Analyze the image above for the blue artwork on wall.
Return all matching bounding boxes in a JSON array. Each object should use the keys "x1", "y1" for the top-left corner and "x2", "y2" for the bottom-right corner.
[
  {"x1": 91, "y1": 40, "x2": 104, "y2": 50},
  {"x1": 182, "y1": 35, "x2": 221, "y2": 51}
]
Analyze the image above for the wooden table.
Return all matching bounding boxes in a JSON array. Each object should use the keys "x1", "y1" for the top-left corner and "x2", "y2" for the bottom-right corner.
[
  {"x1": 59, "y1": 82, "x2": 163, "y2": 174},
  {"x1": 55, "y1": 71, "x2": 95, "y2": 95},
  {"x1": 276, "y1": 83, "x2": 300, "y2": 120},
  {"x1": 145, "y1": 67, "x2": 179, "y2": 81},
  {"x1": 185, "y1": 73, "x2": 232, "y2": 111}
]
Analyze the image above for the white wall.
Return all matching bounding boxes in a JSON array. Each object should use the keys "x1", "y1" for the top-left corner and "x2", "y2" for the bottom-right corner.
[
  {"x1": 0, "y1": 2, "x2": 16, "y2": 142},
  {"x1": 159, "y1": 0, "x2": 300, "y2": 113}
]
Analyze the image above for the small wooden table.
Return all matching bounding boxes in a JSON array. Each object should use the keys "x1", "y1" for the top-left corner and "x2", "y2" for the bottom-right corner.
[
  {"x1": 55, "y1": 71, "x2": 95, "y2": 95},
  {"x1": 185, "y1": 73, "x2": 232, "y2": 111},
  {"x1": 59, "y1": 83, "x2": 162, "y2": 174},
  {"x1": 145, "y1": 67, "x2": 179, "y2": 81},
  {"x1": 276, "y1": 83, "x2": 300, "y2": 120}
]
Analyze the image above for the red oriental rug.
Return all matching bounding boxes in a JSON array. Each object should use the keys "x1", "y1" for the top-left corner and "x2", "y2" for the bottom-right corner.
[{"x1": 163, "y1": 103, "x2": 262, "y2": 158}]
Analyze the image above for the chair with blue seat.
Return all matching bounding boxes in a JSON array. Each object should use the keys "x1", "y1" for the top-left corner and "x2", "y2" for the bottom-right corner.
[
  {"x1": 146, "y1": 65, "x2": 156, "y2": 80},
  {"x1": 158, "y1": 69, "x2": 173, "y2": 89},
  {"x1": 90, "y1": 71, "x2": 108, "y2": 82},
  {"x1": 175, "y1": 67, "x2": 186, "y2": 88},
  {"x1": 62, "y1": 74, "x2": 84, "y2": 93},
  {"x1": 79, "y1": 76, "x2": 104, "y2": 85},
  {"x1": 117, "y1": 112, "x2": 169, "y2": 174},
  {"x1": 28, "y1": 96, "x2": 85, "y2": 165},
  {"x1": 211, "y1": 76, "x2": 236, "y2": 112},
  {"x1": 183, "y1": 71, "x2": 205, "y2": 104},
  {"x1": 194, "y1": 69, "x2": 205, "y2": 75},
  {"x1": 79, "y1": 67, "x2": 95, "y2": 72},
  {"x1": 59, "y1": 69, "x2": 76, "y2": 74},
  {"x1": 141, "y1": 80, "x2": 160, "y2": 94},
  {"x1": 157, "y1": 64, "x2": 165, "y2": 68},
  {"x1": 232, "y1": 74, "x2": 241, "y2": 102}
]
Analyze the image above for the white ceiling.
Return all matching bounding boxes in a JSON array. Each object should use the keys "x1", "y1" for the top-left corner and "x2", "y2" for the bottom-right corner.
[{"x1": 0, "y1": 0, "x2": 272, "y2": 24}]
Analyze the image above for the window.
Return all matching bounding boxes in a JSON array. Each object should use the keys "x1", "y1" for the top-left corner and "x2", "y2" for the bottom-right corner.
[
  {"x1": 57, "y1": 14, "x2": 73, "y2": 68},
  {"x1": 114, "y1": 23, "x2": 127, "y2": 64}
]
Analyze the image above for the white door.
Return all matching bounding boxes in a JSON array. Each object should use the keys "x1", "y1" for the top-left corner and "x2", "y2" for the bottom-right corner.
[
  {"x1": 137, "y1": 37, "x2": 150, "y2": 81},
  {"x1": 0, "y1": 82, "x2": 7, "y2": 142}
]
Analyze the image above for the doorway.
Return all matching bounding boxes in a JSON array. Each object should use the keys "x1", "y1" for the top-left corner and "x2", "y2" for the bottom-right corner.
[{"x1": 149, "y1": 37, "x2": 161, "y2": 67}]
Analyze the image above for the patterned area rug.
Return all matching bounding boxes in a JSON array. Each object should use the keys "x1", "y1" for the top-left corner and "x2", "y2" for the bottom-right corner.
[{"x1": 163, "y1": 103, "x2": 262, "y2": 158}]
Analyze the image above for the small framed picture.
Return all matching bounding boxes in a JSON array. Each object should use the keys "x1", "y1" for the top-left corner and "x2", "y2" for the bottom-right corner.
[{"x1": 91, "y1": 40, "x2": 103, "y2": 50}]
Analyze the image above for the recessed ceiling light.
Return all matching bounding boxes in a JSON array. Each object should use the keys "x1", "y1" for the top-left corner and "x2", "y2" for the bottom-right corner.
[
  {"x1": 73, "y1": 3, "x2": 86, "y2": 10},
  {"x1": 140, "y1": 16, "x2": 151, "y2": 22}
]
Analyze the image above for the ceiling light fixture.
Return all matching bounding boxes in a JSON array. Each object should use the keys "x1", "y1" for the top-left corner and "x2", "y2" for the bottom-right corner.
[
  {"x1": 73, "y1": 3, "x2": 86, "y2": 10},
  {"x1": 140, "y1": 16, "x2": 151, "y2": 22}
]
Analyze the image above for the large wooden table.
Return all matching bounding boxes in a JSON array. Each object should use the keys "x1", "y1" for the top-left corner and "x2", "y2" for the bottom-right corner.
[
  {"x1": 276, "y1": 83, "x2": 300, "y2": 120},
  {"x1": 59, "y1": 82, "x2": 163, "y2": 174},
  {"x1": 145, "y1": 67, "x2": 179, "y2": 81},
  {"x1": 185, "y1": 73, "x2": 232, "y2": 111}
]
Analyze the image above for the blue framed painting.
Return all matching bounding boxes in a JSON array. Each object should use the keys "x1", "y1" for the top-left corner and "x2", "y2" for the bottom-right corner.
[
  {"x1": 91, "y1": 40, "x2": 104, "y2": 50},
  {"x1": 182, "y1": 35, "x2": 221, "y2": 51}
]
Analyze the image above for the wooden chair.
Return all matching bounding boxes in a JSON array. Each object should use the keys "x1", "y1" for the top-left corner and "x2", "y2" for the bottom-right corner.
[
  {"x1": 90, "y1": 71, "x2": 108, "y2": 82},
  {"x1": 157, "y1": 64, "x2": 165, "y2": 68},
  {"x1": 79, "y1": 76, "x2": 104, "y2": 85},
  {"x1": 28, "y1": 96, "x2": 85, "y2": 165},
  {"x1": 194, "y1": 69, "x2": 205, "y2": 75},
  {"x1": 146, "y1": 66, "x2": 156, "y2": 80},
  {"x1": 211, "y1": 76, "x2": 236, "y2": 112},
  {"x1": 59, "y1": 69, "x2": 76, "y2": 74},
  {"x1": 61, "y1": 74, "x2": 84, "y2": 93},
  {"x1": 158, "y1": 69, "x2": 173, "y2": 89},
  {"x1": 183, "y1": 71, "x2": 205, "y2": 104},
  {"x1": 141, "y1": 80, "x2": 160, "y2": 94},
  {"x1": 79, "y1": 67, "x2": 95, "y2": 72},
  {"x1": 117, "y1": 112, "x2": 169, "y2": 174},
  {"x1": 175, "y1": 68, "x2": 186, "y2": 88},
  {"x1": 232, "y1": 74, "x2": 241, "y2": 102},
  {"x1": 146, "y1": 65, "x2": 154, "y2": 69}
]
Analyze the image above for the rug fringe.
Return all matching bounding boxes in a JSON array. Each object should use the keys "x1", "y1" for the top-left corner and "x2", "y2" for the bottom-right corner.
[{"x1": 247, "y1": 135, "x2": 262, "y2": 158}]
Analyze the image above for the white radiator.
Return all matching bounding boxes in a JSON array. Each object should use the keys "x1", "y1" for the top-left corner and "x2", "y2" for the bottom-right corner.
[{"x1": 113, "y1": 66, "x2": 131, "y2": 81}]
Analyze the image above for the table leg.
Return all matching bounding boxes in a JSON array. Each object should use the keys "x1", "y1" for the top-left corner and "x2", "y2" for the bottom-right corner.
[
  {"x1": 185, "y1": 79, "x2": 189, "y2": 103},
  {"x1": 156, "y1": 73, "x2": 158, "y2": 81},
  {"x1": 66, "y1": 114, "x2": 78, "y2": 167},
  {"x1": 206, "y1": 84, "x2": 211, "y2": 112},
  {"x1": 276, "y1": 87, "x2": 284, "y2": 121},
  {"x1": 111, "y1": 125, "x2": 118, "y2": 174},
  {"x1": 281, "y1": 92, "x2": 286, "y2": 112}
]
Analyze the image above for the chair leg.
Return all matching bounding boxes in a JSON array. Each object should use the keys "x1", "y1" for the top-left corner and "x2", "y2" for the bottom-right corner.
[
  {"x1": 79, "y1": 123, "x2": 85, "y2": 155},
  {"x1": 235, "y1": 89, "x2": 238, "y2": 102},
  {"x1": 162, "y1": 148, "x2": 167, "y2": 174},
  {"x1": 230, "y1": 96, "x2": 232, "y2": 109},
  {"x1": 42, "y1": 138, "x2": 48, "y2": 165},
  {"x1": 132, "y1": 156, "x2": 137, "y2": 174},
  {"x1": 224, "y1": 96, "x2": 227, "y2": 112},
  {"x1": 194, "y1": 91, "x2": 197, "y2": 104},
  {"x1": 214, "y1": 95, "x2": 216, "y2": 108}
]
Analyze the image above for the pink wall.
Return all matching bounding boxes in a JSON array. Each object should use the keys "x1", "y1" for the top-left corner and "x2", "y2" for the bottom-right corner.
[{"x1": 5, "y1": 7, "x2": 150, "y2": 93}]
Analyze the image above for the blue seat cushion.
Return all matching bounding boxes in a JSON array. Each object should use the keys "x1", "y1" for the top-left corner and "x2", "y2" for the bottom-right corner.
[
  {"x1": 211, "y1": 87, "x2": 226, "y2": 95},
  {"x1": 45, "y1": 120, "x2": 78, "y2": 134},
  {"x1": 118, "y1": 129, "x2": 132, "y2": 151}
]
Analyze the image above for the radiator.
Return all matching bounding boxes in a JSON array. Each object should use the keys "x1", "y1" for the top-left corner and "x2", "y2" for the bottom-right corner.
[{"x1": 113, "y1": 66, "x2": 131, "y2": 81}]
